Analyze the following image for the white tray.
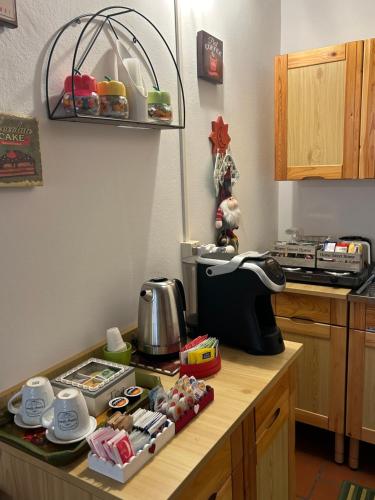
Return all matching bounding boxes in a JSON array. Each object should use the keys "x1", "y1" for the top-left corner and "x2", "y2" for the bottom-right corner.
[{"x1": 87, "y1": 420, "x2": 175, "y2": 483}]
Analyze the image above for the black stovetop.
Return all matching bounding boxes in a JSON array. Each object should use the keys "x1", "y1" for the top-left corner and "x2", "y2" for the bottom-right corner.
[{"x1": 283, "y1": 266, "x2": 370, "y2": 289}]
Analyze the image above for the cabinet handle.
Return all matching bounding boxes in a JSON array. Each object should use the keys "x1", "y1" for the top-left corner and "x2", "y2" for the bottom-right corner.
[
  {"x1": 367, "y1": 327, "x2": 375, "y2": 333},
  {"x1": 301, "y1": 176, "x2": 325, "y2": 180},
  {"x1": 290, "y1": 316, "x2": 314, "y2": 324},
  {"x1": 266, "y1": 407, "x2": 281, "y2": 430}
]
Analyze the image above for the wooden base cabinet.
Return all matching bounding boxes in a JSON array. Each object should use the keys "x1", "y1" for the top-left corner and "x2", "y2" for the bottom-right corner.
[
  {"x1": 0, "y1": 368, "x2": 297, "y2": 500},
  {"x1": 177, "y1": 369, "x2": 296, "y2": 500},
  {"x1": 274, "y1": 288, "x2": 348, "y2": 463},
  {"x1": 346, "y1": 301, "x2": 375, "y2": 469}
]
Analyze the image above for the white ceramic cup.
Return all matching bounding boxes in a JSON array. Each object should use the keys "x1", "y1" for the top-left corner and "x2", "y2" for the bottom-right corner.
[
  {"x1": 7, "y1": 376, "x2": 55, "y2": 426},
  {"x1": 41, "y1": 388, "x2": 90, "y2": 441}
]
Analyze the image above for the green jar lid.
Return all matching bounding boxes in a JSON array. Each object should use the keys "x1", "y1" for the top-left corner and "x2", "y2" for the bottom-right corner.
[{"x1": 148, "y1": 90, "x2": 171, "y2": 105}]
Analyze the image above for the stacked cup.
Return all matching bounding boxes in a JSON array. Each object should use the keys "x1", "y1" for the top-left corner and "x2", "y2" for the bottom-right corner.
[
  {"x1": 8, "y1": 376, "x2": 54, "y2": 427},
  {"x1": 103, "y1": 327, "x2": 132, "y2": 365},
  {"x1": 41, "y1": 388, "x2": 95, "y2": 443}
]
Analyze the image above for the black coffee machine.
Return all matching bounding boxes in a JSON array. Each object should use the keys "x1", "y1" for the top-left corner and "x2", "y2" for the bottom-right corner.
[{"x1": 195, "y1": 251, "x2": 286, "y2": 355}]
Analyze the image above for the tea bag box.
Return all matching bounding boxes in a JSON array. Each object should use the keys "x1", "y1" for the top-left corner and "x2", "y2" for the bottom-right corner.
[{"x1": 51, "y1": 358, "x2": 135, "y2": 417}]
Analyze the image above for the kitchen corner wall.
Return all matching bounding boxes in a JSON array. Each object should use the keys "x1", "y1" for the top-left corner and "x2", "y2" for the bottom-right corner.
[
  {"x1": 180, "y1": 0, "x2": 280, "y2": 251},
  {"x1": 279, "y1": 0, "x2": 375, "y2": 241},
  {"x1": 0, "y1": 0, "x2": 280, "y2": 391}
]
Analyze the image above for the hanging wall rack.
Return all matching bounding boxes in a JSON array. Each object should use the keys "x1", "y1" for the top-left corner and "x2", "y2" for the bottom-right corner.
[{"x1": 45, "y1": 5, "x2": 185, "y2": 130}]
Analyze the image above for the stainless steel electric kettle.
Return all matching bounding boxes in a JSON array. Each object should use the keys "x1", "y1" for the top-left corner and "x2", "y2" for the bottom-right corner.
[{"x1": 137, "y1": 278, "x2": 186, "y2": 355}]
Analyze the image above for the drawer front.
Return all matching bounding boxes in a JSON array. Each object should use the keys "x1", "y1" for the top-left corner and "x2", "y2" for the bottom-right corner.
[
  {"x1": 255, "y1": 371, "x2": 289, "y2": 444},
  {"x1": 276, "y1": 292, "x2": 331, "y2": 323},
  {"x1": 176, "y1": 438, "x2": 232, "y2": 500}
]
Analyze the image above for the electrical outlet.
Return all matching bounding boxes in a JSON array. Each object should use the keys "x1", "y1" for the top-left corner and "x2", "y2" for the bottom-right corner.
[{"x1": 180, "y1": 241, "x2": 200, "y2": 259}]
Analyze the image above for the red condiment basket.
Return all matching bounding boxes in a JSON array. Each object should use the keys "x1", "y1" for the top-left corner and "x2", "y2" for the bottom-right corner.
[
  {"x1": 174, "y1": 386, "x2": 215, "y2": 434},
  {"x1": 179, "y1": 354, "x2": 221, "y2": 378}
]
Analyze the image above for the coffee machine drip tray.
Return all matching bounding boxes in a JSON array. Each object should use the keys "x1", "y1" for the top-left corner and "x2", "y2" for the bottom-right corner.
[{"x1": 283, "y1": 266, "x2": 370, "y2": 289}]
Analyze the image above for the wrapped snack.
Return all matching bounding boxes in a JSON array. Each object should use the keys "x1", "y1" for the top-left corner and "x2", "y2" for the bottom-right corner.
[{"x1": 149, "y1": 385, "x2": 168, "y2": 412}]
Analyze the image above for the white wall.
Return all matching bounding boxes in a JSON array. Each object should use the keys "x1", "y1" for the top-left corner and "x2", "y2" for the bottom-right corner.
[
  {"x1": 0, "y1": 0, "x2": 280, "y2": 390},
  {"x1": 180, "y1": 0, "x2": 280, "y2": 252},
  {"x1": 279, "y1": 0, "x2": 375, "y2": 241},
  {"x1": 0, "y1": 0, "x2": 183, "y2": 391}
]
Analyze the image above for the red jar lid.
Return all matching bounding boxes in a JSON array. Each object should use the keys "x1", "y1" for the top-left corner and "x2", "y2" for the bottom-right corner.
[{"x1": 64, "y1": 74, "x2": 97, "y2": 96}]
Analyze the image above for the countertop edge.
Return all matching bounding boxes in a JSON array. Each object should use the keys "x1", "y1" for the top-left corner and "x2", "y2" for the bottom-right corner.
[{"x1": 284, "y1": 282, "x2": 351, "y2": 299}]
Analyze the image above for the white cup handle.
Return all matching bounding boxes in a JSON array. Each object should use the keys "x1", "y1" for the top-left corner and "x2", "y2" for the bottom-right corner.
[
  {"x1": 41, "y1": 400, "x2": 55, "y2": 429},
  {"x1": 7, "y1": 390, "x2": 22, "y2": 415}
]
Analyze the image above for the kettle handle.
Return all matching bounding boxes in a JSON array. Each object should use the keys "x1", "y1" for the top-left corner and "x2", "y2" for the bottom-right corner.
[{"x1": 174, "y1": 279, "x2": 186, "y2": 311}]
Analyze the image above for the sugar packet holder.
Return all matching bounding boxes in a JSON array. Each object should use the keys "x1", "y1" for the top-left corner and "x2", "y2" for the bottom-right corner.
[
  {"x1": 87, "y1": 419, "x2": 175, "y2": 483},
  {"x1": 174, "y1": 385, "x2": 214, "y2": 434}
]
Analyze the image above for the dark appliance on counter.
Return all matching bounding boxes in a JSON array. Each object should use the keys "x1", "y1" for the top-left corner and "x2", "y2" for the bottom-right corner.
[
  {"x1": 195, "y1": 252, "x2": 286, "y2": 355},
  {"x1": 281, "y1": 267, "x2": 370, "y2": 288}
]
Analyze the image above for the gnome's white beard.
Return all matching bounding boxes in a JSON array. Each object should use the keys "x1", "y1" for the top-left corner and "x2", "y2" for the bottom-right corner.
[{"x1": 221, "y1": 199, "x2": 241, "y2": 228}]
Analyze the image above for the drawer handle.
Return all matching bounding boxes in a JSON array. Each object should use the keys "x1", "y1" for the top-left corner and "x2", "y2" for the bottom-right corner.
[
  {"x1": 266, "y1": 407, "x2": 281, "y2": 430},
  {"x1": 367, "y1": 328, "x2": 375, "y2": 333},
  {"x1": 290, "y1": 316, "x2": 314, "y2": 324},
  {"x1": 301, "y1": 176, "x2": 324, "y2": 180}
]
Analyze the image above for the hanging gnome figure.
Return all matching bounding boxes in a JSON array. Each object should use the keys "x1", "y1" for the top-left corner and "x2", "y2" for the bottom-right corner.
[
  {"x1": 215, "y1": 195, "x2": 241, "y2": 252},
  {"x1": 210, "y1": 116, "x2": 241, "y2": 253},
  {"x1": 214, "y1": 152, "x2": 241, "y2": 252}
]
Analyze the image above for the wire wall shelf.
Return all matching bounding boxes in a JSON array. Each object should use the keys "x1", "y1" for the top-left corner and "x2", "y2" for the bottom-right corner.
[{"x1": 45, "y1": 6, "x2": 185, "y2": 130}]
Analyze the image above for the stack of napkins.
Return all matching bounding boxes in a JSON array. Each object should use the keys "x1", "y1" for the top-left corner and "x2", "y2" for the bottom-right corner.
[{"x1": 180, "y1": 335, "x2": 219, "y2": 365}]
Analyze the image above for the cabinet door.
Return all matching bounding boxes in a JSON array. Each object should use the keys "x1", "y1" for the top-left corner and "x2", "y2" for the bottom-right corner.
[
  {"x1": 255, "y1": 374, "x2": 290, "y2": 500},
  {"x1": 256, "y1": 407, "x2": 289, "y2": 500},
  {"x1": 277, "y1": 317, "x2": 346, "y2": 433},
  {"x1": 347, "y1": 329, "x2": 375, "y2": 444},
  {"x1": 275, "y1": 42, "x2": 363, "y2": 180},
  {"x1": 359, "y1": 39, "x2": 375, "y2": 178}
]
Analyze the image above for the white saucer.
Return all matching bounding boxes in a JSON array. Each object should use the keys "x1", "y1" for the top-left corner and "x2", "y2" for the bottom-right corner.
[
  {"x1": 14, "y1": 413, "x2": 42, "y2": 429},
  {"x1": 45, "y1": 416, "x2": 97, "y2": 445}
]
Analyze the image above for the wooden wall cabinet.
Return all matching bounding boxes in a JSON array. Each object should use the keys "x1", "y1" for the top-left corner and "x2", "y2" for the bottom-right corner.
[
  {"x1": 275, "y1": 41, "x2": 364, "y2": 180},
  {"x1": 346, "y1": 301, "x2": 375, "y2": 469},
  {"x1": 274, "y1": 288, "x2": 348, "y2": 463}
]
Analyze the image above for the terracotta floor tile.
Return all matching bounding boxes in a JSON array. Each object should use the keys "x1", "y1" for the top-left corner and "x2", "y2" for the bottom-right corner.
[
  {"x1": 321, "y1": 461, "x2": 375, "y2": 489},
  {"x1": 310, "y1": 479, "x2": 341, "y2": 500},
  {"x1": 295, "y1": 449, "x2": 322, "y2": 498},
  {"x1": 296, "y1": 423, "x2": 375, "y2": 499}
]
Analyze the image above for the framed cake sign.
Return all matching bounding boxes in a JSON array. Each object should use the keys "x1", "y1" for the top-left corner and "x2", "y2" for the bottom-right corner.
[
  {"x1": 0, "y1": 114, "x2": 43, "y2": 187},
  {"x1": 197, "y1": 30, "x2": 223, "y2": 84}
]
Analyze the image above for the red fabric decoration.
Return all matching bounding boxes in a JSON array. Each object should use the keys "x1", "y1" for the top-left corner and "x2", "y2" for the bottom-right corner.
[{"x1": 209, "y1": 115, "x2": 231, "y2": 155}]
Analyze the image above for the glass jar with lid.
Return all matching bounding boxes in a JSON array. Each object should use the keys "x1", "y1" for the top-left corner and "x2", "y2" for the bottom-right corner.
[
  {"x1": 147, "y1": 90, "x2": 173, "y2": 123},
  {"x1": 62, "y1": 74, "x2": 99, "y2": 116},
  {"x1": 97, "y1": 79, "x2": 129, "y2": 119}
]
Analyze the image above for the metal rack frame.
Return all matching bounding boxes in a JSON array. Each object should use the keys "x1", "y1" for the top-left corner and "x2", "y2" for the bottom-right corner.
[{"x1": 45, "y1": 6, "x2": 186, "y2": 130}]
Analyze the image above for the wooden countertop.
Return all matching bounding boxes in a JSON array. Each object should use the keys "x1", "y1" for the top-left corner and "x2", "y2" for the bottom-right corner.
[
  {"x1": 52, "y1": 341, "x2": 301, "y2": 500},
  {"x1": 284, "y1": 282, "x2": 351, "y2": 300}
]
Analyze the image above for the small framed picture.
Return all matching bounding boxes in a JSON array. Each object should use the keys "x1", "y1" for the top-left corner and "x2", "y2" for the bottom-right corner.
[
  {"x1": 197, "y1": 30, "x2": 223, "y2": 84},
  {"x1": 0, "y1": 113, "x2": 43, "y2": 187},
  {"x1": 0, "y1": 0, "x2": 17, "y2": 28}
]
